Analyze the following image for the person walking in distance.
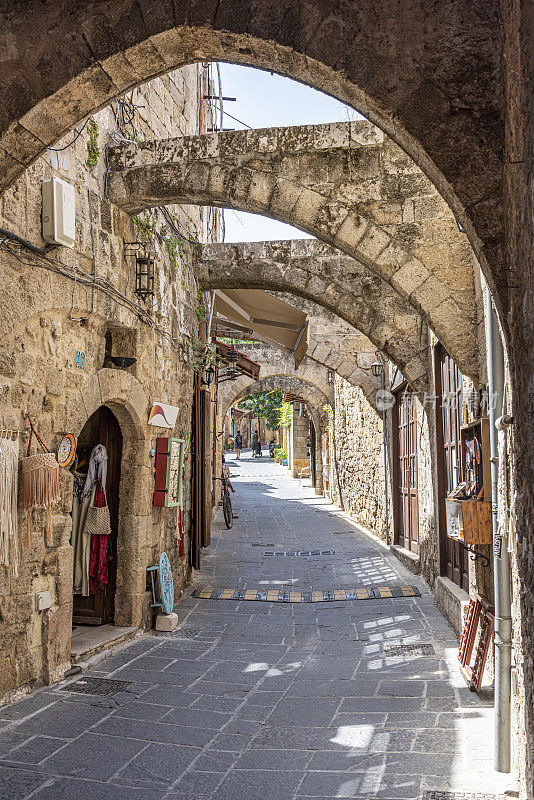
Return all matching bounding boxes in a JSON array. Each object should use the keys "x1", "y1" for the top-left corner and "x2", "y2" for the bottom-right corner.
[
  {"x1": 252, "y1": 430, "x2": 259, "y2": 458},
  {"x1": 235, "y1": 431, "x2": 243, "y2": 460}
]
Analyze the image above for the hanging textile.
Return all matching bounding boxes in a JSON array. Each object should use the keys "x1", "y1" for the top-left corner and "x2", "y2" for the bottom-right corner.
[
  {"x1": 21, "y1": 417, "x2": 59, "y2": 546},
  {"x1": 71, "y1": 447, "x2": 111, "y2": 597},
  {"x1": 0, "y1": 433, "x2": 20, "y2": 577},
  {"x1": 71, "y1": 472, "x2": 93, "y2": 596},
  {"x1": 89, "y1": 530, "x2": 109, "y2": 593},
  {"x1": 82, "y1": 444, "x2": 108, "y2": 500}
]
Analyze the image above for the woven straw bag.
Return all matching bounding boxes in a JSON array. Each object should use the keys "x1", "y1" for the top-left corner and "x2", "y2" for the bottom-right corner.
[
  {"x1": 21, "y1": 451, "x2": 60, "y2": 546},
  {"x1": 84, "y1": 501, "x2": 111, "y2": 537}
]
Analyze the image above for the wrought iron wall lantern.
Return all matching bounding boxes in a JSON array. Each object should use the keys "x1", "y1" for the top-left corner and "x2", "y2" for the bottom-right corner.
[
  {"x1": 327, "y1": 369, "x2": 334, "y2": 385},
  {"x1": 202, "y1": 365, "x2": 216, "y2": 388},
  {"x1": 125, "y1": 242, "x2": 155, "y2": 302},
  {"x1": 371, "y1": 360, "x2": 384, "y2": 378}
]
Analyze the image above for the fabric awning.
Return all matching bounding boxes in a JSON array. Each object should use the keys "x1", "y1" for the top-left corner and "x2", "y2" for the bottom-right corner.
[{"x1": 213, "y1": 289, "x2": 309, "y2": 368}]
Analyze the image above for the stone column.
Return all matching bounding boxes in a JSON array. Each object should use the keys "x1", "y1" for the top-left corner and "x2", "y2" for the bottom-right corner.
[
  {"x1": 314, "y1": 423, "x2": 324, "y2": 496},
  {"x1": 291, "y1": 408, "x2": 309, "y2": 478}
]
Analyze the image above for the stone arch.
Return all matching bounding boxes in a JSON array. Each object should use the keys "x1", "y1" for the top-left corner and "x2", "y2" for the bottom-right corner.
[
  {"x1": 66, "y1": 369, "x2": 151, "y2": 627},
  {"x1": 227, "y1": 373, "x2": 328, "y2": 494},
  {"x1": 0, "y1": 15, "x2": 502, "y2": 307},
  {"x1": 108, "y1": 122, "x2": 479, "y2": 377},
  {"x1": 225, "y1": 374, "x2": 329, "y2": 423},
  {"x1": 230, "y1": 339, "x2": 381, "y2": 411},
  {"x1": 202, "y1": 239, "x2": 432, "y2": 386}
]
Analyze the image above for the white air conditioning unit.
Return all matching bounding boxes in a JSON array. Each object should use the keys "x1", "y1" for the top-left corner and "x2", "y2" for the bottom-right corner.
[{"x1": 42, "y1": 176, "x2": 75, "y2": 248}]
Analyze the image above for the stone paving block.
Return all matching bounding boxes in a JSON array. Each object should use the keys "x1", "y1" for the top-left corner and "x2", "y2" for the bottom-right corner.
[
  {"x1": 413, "y1": 728, "x2": 463, "y2": 753},
  {"x1": 94, "y1": 716, "x2": 215, "y2": 747},
  {"x1": 162, "y1": 707, "x2": 232, "y2": 729},
  {"x1": 234, "y1": 748, "x2": 313, "y2": 770},
  {"x1": 137, "y1": 687, "x2": 200, "y2": 706},
  {"x1": 169, "y1": 769, "x2": 224, "y2": 799},
  {"x1": 40, "y1": 732, "x2": 147, "y2": 780},
  {"x1": 0, "y1": 692, "x2": 55, "y2": 721},
  {"x1": 114, "y1": 701, "x2": 174, "y2": 721},
  {"x1": 1, "y1": 735, "x2": 68, "y2": 764},
  {"x1": 192, "y1": 695, "x2": 244, "y2": 713},
  {"x1": 306, "y1": 749, "x2": 386, "y2": 772},
  {"x1": 296, "y1": 770, "x2": 380, "y2": 797},
  {"x1": 112, "y1": 742, "x2": 201, "y2": 789},
  {"x1": 0, "y1": 766, "x2": 49, "y2": 800},
  {"x1": 11, "y1": 701, "x2": 110, "y2": 738},
  {"x1": 266, "y1": 696, "x2": 339, "y2": 726},
  {"x1": 30, "y1": 777, "x2": 167, "y2": 800},
  {"x1": 0, "y1": 728, "x2": 32, "y2": 758},
  {"x1": 211, "y1": 768, "x2": 305, "y2": 800},
  {"x1": 210, "y1": 731, "x2": 256, "y2": 751}
]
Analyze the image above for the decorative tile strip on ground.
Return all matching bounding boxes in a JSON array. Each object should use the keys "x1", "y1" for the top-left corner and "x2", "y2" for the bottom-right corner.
[
  {"x1": 423, "y1": 792, "x2": 510, "y2": 799},
  {"x1": 262, "y1": 549, "x2": 335, "y2": 557},
  {"x1": 192, "y1": 584, "x2": 421, "y2": 603},
  {"x1": 60, "y1": 677, "x2": 132, "y2": 696}
]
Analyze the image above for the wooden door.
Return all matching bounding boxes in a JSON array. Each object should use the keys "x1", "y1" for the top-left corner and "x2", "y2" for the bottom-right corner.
[
  {"x1": 191, "y1": 375, "x2": 202, "y2": 570},
  {"x1": 72, "y1": 406, "x2": 122, "y2": 625},
  {"x1": 435, "y1": 345, "x2": 469, "y2": 590},
  {"x1": 393, "y1": 390, "x2": 419, "y2": 553},
  {"x1": 191, "y1": 376, "x2": 211, "y2": 568}
]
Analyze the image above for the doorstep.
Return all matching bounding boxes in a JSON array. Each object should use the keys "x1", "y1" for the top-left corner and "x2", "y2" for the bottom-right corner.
[
  {"x1": 390, "y1": 543, "x2": 421, "y2": 575},
  {"x1": 434, "y1": 575, "x2": 470, "y2": 637},
  {"x1": 70, "y1": 624, "x2": 142, "y2": 665}
]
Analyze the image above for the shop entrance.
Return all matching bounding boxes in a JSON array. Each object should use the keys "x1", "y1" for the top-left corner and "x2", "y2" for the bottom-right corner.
[{"x1": 72, "y1": 406, "x2": 123, "y2": 625}]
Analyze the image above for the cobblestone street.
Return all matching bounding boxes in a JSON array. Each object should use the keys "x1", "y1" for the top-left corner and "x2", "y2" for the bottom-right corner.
[{"x1": 0, "y1": 454, "x2": 517, "y2": 799}]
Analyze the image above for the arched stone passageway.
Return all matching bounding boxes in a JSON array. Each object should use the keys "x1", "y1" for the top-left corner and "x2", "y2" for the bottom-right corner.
[
  {"x1": 220, "y1": 360, "x2": 332, "y2": 419},
  {"x1": 108, "y1": 122, "x2": 480, "y2": 378},
  {"x1": 0, "y1": 10, "x2": 502, "y2": 298},
  {"x1": 201, "y1": 238, "x2": 435, "y2": 386},
  {"x1": 226, "y1": 373, "x2": 328, "y2": 493}
]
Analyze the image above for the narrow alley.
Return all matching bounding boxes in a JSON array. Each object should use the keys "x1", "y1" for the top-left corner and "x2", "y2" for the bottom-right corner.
[{"x1": 0, "y1": 454, "x2": 514, "y2": 800}]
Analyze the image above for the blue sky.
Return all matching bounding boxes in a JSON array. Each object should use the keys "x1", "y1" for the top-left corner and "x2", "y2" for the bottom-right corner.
[{"x1": 215, "y1": 63, "x2": 361, "y2": 243}]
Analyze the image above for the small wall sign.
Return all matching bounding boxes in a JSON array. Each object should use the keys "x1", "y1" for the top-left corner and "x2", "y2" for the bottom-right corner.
[
  {"x1": 75, "y1": 349, "x2": 85, "y2": 370},
  {"x1": 148, "y1": 402, "x2": 179, "y2": 429}
]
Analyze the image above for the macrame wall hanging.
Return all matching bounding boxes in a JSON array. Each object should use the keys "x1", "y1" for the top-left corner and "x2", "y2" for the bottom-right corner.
[
  {"x1": 0, "y1": 430, "x2": 20, "y2": 577},
  {"x1": 21, "y1": 414, "x2": 60, "y2": 546}
]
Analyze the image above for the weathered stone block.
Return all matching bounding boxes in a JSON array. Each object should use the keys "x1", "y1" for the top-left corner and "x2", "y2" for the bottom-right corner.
[{"x1": 155, "y1": 611, "x2": 178, "y2": 631}]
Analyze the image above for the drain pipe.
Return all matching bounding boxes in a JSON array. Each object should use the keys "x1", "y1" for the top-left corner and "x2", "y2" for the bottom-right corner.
[
  {"x1": 486, "y1": 287, "x2": 512, "y2": 773},
  {"x1": 381, "y1": 370, "x2": 390, "y2": 545}
]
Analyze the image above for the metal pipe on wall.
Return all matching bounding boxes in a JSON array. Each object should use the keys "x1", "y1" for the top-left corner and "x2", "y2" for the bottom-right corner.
[
  {"x1": 486, "y1": 286, "x2": 512, "y2": 773},
  {"x1": 381, "y1": 371, "x2": 390, "y2": 545}
]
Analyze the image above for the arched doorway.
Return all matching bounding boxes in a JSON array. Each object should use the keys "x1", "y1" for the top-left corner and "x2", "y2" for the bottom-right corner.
[{"x1": 72, "y1": 405, "x2": 123, "y2": 626}]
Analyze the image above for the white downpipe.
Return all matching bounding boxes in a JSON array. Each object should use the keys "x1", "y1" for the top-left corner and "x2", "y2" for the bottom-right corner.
[{"x1": 486, "y1": 287, "x2": 512, "y2": 773}]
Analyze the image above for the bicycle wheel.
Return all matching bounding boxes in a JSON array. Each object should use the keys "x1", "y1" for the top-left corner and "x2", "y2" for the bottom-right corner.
[{"x1": 223, "y1": 489, "x2": 233, "y2": 529}]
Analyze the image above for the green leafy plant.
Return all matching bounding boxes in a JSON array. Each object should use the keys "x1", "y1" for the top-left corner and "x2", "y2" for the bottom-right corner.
[
  {"x1": 188, "y1": 334, "x2": 215, "y2": 372},
  {"x1": 133, "y1": 213, "x2": 155, "y2": 245},
  {"x1": 323, "y1": 403, "x2": 333, "y2": 430},
  {"x1": 274, "y1": 447, "x2": 287, "y2": 461},
  {"x1": 196, "y1": 288, "x2": 207, "y2": 320},
  {"x1": 86, "y1": 118, "x2": 100, "y2": 167},
  {"x1": 279, "y1": 401, "x2": 293, "y2": 428},
  {"x1": 237, "y1": 391, "x2": 284, "y2": 431}
]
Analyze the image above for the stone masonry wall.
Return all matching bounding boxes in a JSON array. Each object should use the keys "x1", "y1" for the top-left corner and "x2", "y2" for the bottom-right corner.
[
  {"x1": 330, "y1": 376, "x2": 387, "y2": 538},
  {"x1": 0, "y1": 65, "x2": 214, "y2": 702}
]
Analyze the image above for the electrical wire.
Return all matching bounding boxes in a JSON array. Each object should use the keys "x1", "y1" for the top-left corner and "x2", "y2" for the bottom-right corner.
[
  {"x1": 220, "y1": 109, "x2": 252, "y2": 130},
  {"x1": 47, "y1": 117, "x2": 91, "y2": 152},
  {"x1": 0, "y1": 239, "x2": 180, "y2": 351}
]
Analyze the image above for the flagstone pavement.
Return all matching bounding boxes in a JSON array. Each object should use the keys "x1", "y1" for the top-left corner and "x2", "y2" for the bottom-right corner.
[{"x1": 0, "y1": 451, "x2": 518, "y2": 799}]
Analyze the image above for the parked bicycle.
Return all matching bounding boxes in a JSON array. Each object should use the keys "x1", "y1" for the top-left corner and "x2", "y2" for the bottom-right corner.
[{"x1": 217, "y1": 455, "x2": 235, "y2": 529}]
